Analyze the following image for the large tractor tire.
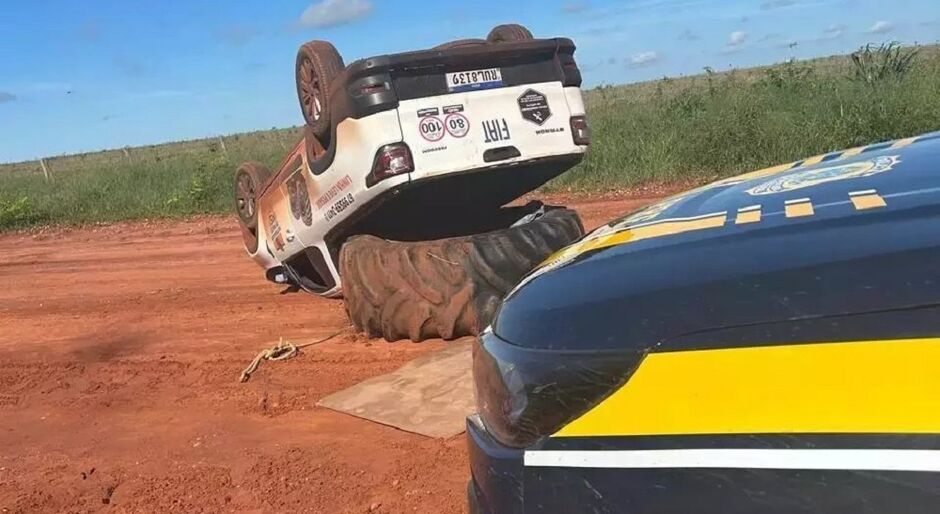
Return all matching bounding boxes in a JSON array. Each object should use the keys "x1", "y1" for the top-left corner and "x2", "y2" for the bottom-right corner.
[
  {"x1": 486, "y1": 24, "x2": 534, "y2": 43},
  {"x1": 295, "y1": 41, "x2": 345, "y2": 144},
  {"x1": 433, "y1": 38, "x2": 488, "y2": 50},
  {"x1": 233, "y1": 162, "x2": 272, "y2": 253},
  {"x1": 340, "y1": 207, "x2": 584, "y2": 342}
]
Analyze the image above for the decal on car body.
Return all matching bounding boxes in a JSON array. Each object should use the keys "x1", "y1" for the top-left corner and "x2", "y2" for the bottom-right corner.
[
  {"x1": 418, "y1": 116, "x2": 446, "y2": 142},
  {"x1": 417, "y1": 105, "x2": 468, "y2": 144},
  {"x1": 849, "y1": 189, "x2": 887, "y2": 210},
  {"x1": 482, "y1": 118, "x2": 511, "y2": 143},
  {"x1": 518, "y1": 89, "x2": 552, "y2": 125},
  {"x1": 266, "y1": 213, "x2": 285, "y2": 252},
  {"x1": 286, "y1": 172, "x2": 313, "y2": 226},
  {"x1": 324, "y1": 193, "x2": 355, "y2": 222},
  {"x1": 549, "y1": 337, "x2": 940, "y2": 439},
  {"x1": 445, "y1": 113, "x2": 470, "y2": 138},
  {"x1": 421, "y1": 145, "x2": 448, "y2": 154},
  {"x1": 746, "y1": 155, "x2": 901, "y2": 196},
  {"x1": 315, "y1": 175, "x2": 352, "y2": 210}
]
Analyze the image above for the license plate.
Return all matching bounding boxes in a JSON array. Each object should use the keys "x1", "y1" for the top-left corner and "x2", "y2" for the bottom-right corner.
[{"x1": 446, "y1": 68, "x2": 503, "y2": 93}]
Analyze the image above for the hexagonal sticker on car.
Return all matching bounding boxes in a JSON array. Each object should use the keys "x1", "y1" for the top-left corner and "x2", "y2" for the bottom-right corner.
[{"x1": 518, "y1": 89, "x2": 552, "y2": 126}]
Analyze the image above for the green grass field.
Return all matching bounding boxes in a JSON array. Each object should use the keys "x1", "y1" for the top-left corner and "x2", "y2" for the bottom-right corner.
[{"x1": 2, "y1": 43, "x2": 939, "y2": 230}]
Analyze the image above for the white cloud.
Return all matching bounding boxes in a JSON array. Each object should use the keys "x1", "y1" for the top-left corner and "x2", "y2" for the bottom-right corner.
[
  {"x1": 729, "y1": 30, "x2": 747, "y2": 47},
  {"x1": 299, "y1": 0, "x2": 373, "y2": 28},
  {"x1": 628, "y1": 51, "x2": 662, "y2": 68},
  {"x1": 822, "y1": 24, "x2": 844, "y2": 39},
  {"x1": 869, "y1": 20, "x2": 894, "y2": 34}
]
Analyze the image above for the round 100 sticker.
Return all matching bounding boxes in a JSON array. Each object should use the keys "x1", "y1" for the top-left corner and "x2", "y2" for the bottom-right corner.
[
  {"x1": 418, "y1": 116, "x2": 445, "y2": 142},
  {"x1": 445, "y1": 113, "x2": 470, "y2": 138}
]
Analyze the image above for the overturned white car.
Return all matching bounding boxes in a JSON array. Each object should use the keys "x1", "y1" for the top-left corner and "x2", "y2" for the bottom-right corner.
[{"x1": 234, "y1": 24, "x2": 590, "y2": 341}]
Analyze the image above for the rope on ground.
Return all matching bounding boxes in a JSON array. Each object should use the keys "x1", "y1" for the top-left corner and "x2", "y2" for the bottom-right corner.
[{"x1": 239, "y1": 327, "x2": 352, "y2": 383}]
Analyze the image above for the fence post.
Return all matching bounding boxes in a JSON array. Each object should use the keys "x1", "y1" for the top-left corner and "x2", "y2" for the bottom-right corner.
[
  {"x1": 39, "y1": 158, "x2": 51, "y2": 183},
  {"x1": 218, "y1": 136, "x2": 228, "y2": 155},
  {"x1": 122, "y1": 147, "x2": 130, "y2": 158}
]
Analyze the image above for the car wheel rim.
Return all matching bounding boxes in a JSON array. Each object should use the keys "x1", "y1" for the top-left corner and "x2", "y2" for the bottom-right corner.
[
  {"x1": 236, "y1": 173, "x2": 256, "y2": 221},
  {"x1": 299, "y1": 58, "x2": 322, "y2": 122}
]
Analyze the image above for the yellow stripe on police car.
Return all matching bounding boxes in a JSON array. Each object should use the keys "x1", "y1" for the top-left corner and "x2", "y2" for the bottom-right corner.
[{"x1": 554, "y1": 338, "x2": 940, "y2": 438}]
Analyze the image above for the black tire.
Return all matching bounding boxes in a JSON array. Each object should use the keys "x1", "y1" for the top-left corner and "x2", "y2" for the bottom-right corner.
[
  {"x1": 340, "y1": 207, "x2": 584, "y2": 342},
  {"x1": 433, "y1": 38, "x2": 487, "y2": 50},
  {"x1": 239, "y1": 223, "x2": 261, "y2": 254},
  {"x1": 296, "y1": 41, "x2": 345, "y2": 143},
  {"x1": 486, "y1": 24, "x2": 534, "y2": 43},
  {"x1": 303, "y1": 125, "x2": 326, "y2": 165},
  {"x1": 234, "y1": 162, "x2": 272, "y2": 255}
]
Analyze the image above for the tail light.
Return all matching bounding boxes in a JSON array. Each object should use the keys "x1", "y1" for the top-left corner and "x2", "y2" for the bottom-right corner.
[
  {"x1": 473, "y1": 329, "x2": 640, "y2": 448},
  {"x1": 570, "y1": 116, "x2": 591, "y2": 146},
  {"x1": 367, "y1": 143, "x2": 414, "y2": 187}
]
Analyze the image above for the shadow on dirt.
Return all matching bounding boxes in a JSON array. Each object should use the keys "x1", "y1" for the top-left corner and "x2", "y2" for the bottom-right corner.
[{"x1": 68, "y1": 330, "x2": 155, "y2": 363}]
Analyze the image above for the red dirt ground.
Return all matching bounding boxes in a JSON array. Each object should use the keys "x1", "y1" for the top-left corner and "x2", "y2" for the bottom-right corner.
[{"x1": 0, "y1": 193, "x2": 661, "y2": 513}]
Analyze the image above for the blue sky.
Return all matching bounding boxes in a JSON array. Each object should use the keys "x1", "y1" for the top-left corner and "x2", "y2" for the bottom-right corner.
[{"x1": 0, "y1": 0, "x2": 937, "y2": 163}]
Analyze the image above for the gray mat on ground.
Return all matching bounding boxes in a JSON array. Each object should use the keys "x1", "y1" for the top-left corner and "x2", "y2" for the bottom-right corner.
[{"x1": 316, "y1": 341, "x2": 475, "y2": 438}]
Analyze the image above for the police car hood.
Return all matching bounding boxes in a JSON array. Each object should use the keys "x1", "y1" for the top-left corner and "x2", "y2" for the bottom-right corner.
[{"x1": 492, "y1": 132, "x2": 940, "y2": 350}]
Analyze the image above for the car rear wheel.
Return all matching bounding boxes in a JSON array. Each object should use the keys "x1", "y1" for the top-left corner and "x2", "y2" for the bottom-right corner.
[
  {"x1": 340, "y1": 206, "x2": 584, "y2": 342},
  {"x1": 295, "y1": 41, "x2": 345, "y2": 144},
  {"x1": 486, "y1": 24, "x2": 534, "y2": 43},
  {"x1": 234, "y1": 162, "x2": 272, "y2": 252},
  {"x1": 303, "y1": 125, "x2": 327, "y2": 165}
]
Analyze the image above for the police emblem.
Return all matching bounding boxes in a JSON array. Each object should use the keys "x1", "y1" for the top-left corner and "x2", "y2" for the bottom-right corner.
[{"x1": 746, "y1": 155, "x2": 901, "y2": 196}]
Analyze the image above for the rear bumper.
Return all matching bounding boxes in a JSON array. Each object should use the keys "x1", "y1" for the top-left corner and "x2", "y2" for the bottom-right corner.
[
  {"x1": 406, "y1": 151, "x2": 584, "y2": 205},
  {"x1": 325, "y1": 153, "x2": 583, "y2": 249}
]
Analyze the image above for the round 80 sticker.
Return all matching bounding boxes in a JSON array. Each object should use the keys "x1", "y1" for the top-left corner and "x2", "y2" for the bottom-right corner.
[
  {"x1": 418, "y1": 116, "x2": 445, "y2": 142},
  {"x1": 445, "y1": 113, "x2": 470, "y2": 138}
]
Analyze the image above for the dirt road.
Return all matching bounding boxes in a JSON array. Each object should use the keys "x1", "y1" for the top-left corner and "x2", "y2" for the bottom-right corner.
[{"x1": 0, "y1": 193, "x2": 660, "y2": 513}]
